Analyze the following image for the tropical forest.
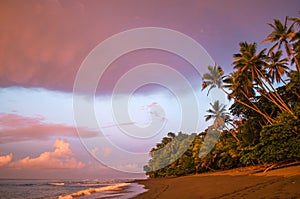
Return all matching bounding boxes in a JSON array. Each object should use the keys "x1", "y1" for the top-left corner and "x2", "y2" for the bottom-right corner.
[{"x1": 144, "y1": 14, "x2": 300, "y2": 178}]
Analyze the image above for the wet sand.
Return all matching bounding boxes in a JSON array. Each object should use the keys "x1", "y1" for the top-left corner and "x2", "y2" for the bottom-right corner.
[{"x1": 133, "y1": 166, "x2": 300, "y2": 199}]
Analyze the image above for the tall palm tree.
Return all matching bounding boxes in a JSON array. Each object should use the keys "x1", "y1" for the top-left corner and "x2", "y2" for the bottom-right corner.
[
  {"x1": 263, "y1": 16, "x2": 300, "y2": 72},
  {"x1": 233, "y1": 42, "x2": 267, "y2": 83},
  {"x1": 205, "y1": 101, "x2": 239, "y2": 142}
]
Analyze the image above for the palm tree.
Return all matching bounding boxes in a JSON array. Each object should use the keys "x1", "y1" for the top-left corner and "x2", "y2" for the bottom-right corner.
[
  {"x1": 205, "y1": 100, "x2": 227, "y2": 130},
  {"x1": 266, "y1": 51, "x2": 289, "y2": 84},
  {"x1": 233, "y1": 42, "x2": 294, "y2": 117},
  {"x1": 233, "y1": 42, "x2": 267, "y2": 83},
  {"x1": 263, "y1": 16, "x2": 300, "y2": 72},
  {"x1": 205, "y1": 100, "x2": 239, "y2": 142},
  {"x1": 201, "y1": 65, "x2": 225, "y2": 95}
]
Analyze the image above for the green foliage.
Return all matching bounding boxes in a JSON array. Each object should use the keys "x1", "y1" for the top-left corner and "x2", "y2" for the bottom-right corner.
[
  {"x1": 200, "y1": 131, "x2": 240, "y2": 171},
  {"x1": 240, "y1": 109, "x2": 300, "y2": 165},
  {"x1": 237, "y1": 117, "x2": 262, "y2": 146},
  {"x1": 145, "y1": 132, "x2": 197, "y2": 177},
  {"x1": 144, "y1": 130, "x2": 241, "y2": 178}
]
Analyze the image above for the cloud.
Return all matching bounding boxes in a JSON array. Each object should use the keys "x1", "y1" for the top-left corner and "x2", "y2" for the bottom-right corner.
[
  {"x1": 99, "y1": 147, "x2": 112, "y2": 157},
  {"x1": 10, "y1": 139, "x2": 84, "y2": 169},
  {"x1": 100, "y1": 122, "x2": 136, "y2": 129},
  {"x1": 0, "y1": 113, "x2": 99, "y2": 143},
  {"x1": 0, "y1": 153, "x2": 13, "y2": 167},
  {"x1": 90, "y1": 147, "x2": 99, "y2": 156},
  {"x1": 91, "y1": 147, "x2": 112, "y2": 157},
  {"x1": 144, "y1": 102, "x2": 168, "y2": 122},
  {"x1": 146, "y1": 102, "x2": 158, "y2": 108},
  {"x1": 115, "y1": 163, "x2": 140, "y2": 172}
]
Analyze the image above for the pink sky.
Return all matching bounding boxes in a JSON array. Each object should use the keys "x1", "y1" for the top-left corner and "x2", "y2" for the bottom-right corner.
[
  {"x1": 1, "y1": 0, "x2": 298, "y2": 91},
  {"x1": 0, "y1": 0, "x2": 299, "y2": 179}
]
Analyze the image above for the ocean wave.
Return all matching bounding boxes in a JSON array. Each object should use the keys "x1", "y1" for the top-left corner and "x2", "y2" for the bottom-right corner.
[
  {"x1": 57, "y1": 182, "x2": 130, "y2": 199},
  {"x1": 48, "y1": 182, "x2": 65, "y2": 186}
]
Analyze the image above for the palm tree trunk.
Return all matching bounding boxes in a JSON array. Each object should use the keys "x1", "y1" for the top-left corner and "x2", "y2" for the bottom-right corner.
[
  {"x1": 254, "y1": 67, "x2": 294, "y2": 116},
  {"x1": 238, "y1": 90, "x2": 275, "y2": 124},
  {"x1": 220, "y1": 86, "x2": 274, "y2": 124},
  {"x1": 292, "y1": 53, "x2": 300, "y2": 72},
  {"x1": 225, "y1": 123, "x2": 240, "y2": 143}
]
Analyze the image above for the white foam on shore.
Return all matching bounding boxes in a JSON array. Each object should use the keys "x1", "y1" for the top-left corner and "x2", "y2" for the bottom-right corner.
[
  {"x1": 49, "y1": 182, "x2": 65, "y2": 186},
  {"x1": 57, "y1": 183, "x2": 130, "y2": 199}
]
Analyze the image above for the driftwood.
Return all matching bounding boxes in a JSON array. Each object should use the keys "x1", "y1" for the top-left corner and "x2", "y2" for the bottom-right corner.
[
  {"x1": 247, "y1": 161, "x2": 300, "y2": 175},
  {"x1": 263, "y1": 161, "x2": 300, "y2": 173}
]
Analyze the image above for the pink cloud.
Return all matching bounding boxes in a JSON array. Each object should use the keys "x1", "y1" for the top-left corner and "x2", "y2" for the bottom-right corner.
[
  {"x1": 140, "y1": 102, "x2": 159, "y2": 110},
  {"x1": 146, "y1": 102, "x2": 158, "y2": 109},
  {"x1": 10, "y1": 139, "x2": 84, "y2": 169},
  {"x1": 144, "y1": 102, "x2": 168, "y2": 122},
  {"x1": 91, "y1": 147, "x2": 112, "y2": 157},
  {"x1": 0, "y1": 113, "x2": 99, "y2": 143},
  {"x1": 0, "y1": 153, "x2": 13, "y2": 167},
  {"x1": 100, "y1": 122, "x2": 136, "y2": 129}
]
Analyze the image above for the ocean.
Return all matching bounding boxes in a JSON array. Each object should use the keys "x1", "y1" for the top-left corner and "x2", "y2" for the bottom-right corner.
[{"x1": 0, "y1": 179, "x2": 147, "y2": 199}]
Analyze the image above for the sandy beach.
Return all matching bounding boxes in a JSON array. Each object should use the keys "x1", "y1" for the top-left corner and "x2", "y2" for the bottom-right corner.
[{"x1": 133, "y1": 166, "x2": 300, "y2": 199}]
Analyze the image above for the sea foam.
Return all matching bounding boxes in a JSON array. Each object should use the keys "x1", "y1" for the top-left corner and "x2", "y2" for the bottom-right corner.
[
  {"x1": 49, "y1": 182, "x2": 65, "y2": 186},
  {"x1": 58, "y1": 182, "x2": 130, "y2": 199}
]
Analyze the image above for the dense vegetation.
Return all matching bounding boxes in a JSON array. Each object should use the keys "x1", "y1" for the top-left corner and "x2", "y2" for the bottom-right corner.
[{"x1": 144, "y1": 14, "x2": 300, "y2": 178}]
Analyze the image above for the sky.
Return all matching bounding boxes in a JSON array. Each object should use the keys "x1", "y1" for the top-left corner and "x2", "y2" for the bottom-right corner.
[{"x1": 0, "y1": 0, "x2": 299, "y2": 179}]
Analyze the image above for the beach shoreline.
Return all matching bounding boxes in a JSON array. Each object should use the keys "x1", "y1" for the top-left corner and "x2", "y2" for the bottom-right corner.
[{"x1": 132, "y1": 165, "x2": 300, "y2": 199}]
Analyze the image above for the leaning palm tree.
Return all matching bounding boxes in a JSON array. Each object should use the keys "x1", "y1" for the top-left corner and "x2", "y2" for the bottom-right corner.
[
  {"x1": 205, "y1": 100, "x2": 239, "y2": 142},
  {"x1": 233, "y1": 42, "x2": 294, "y2": 117},
  {"x1": 263, "y1": 16, "x2": 300, "y2": 72}
]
